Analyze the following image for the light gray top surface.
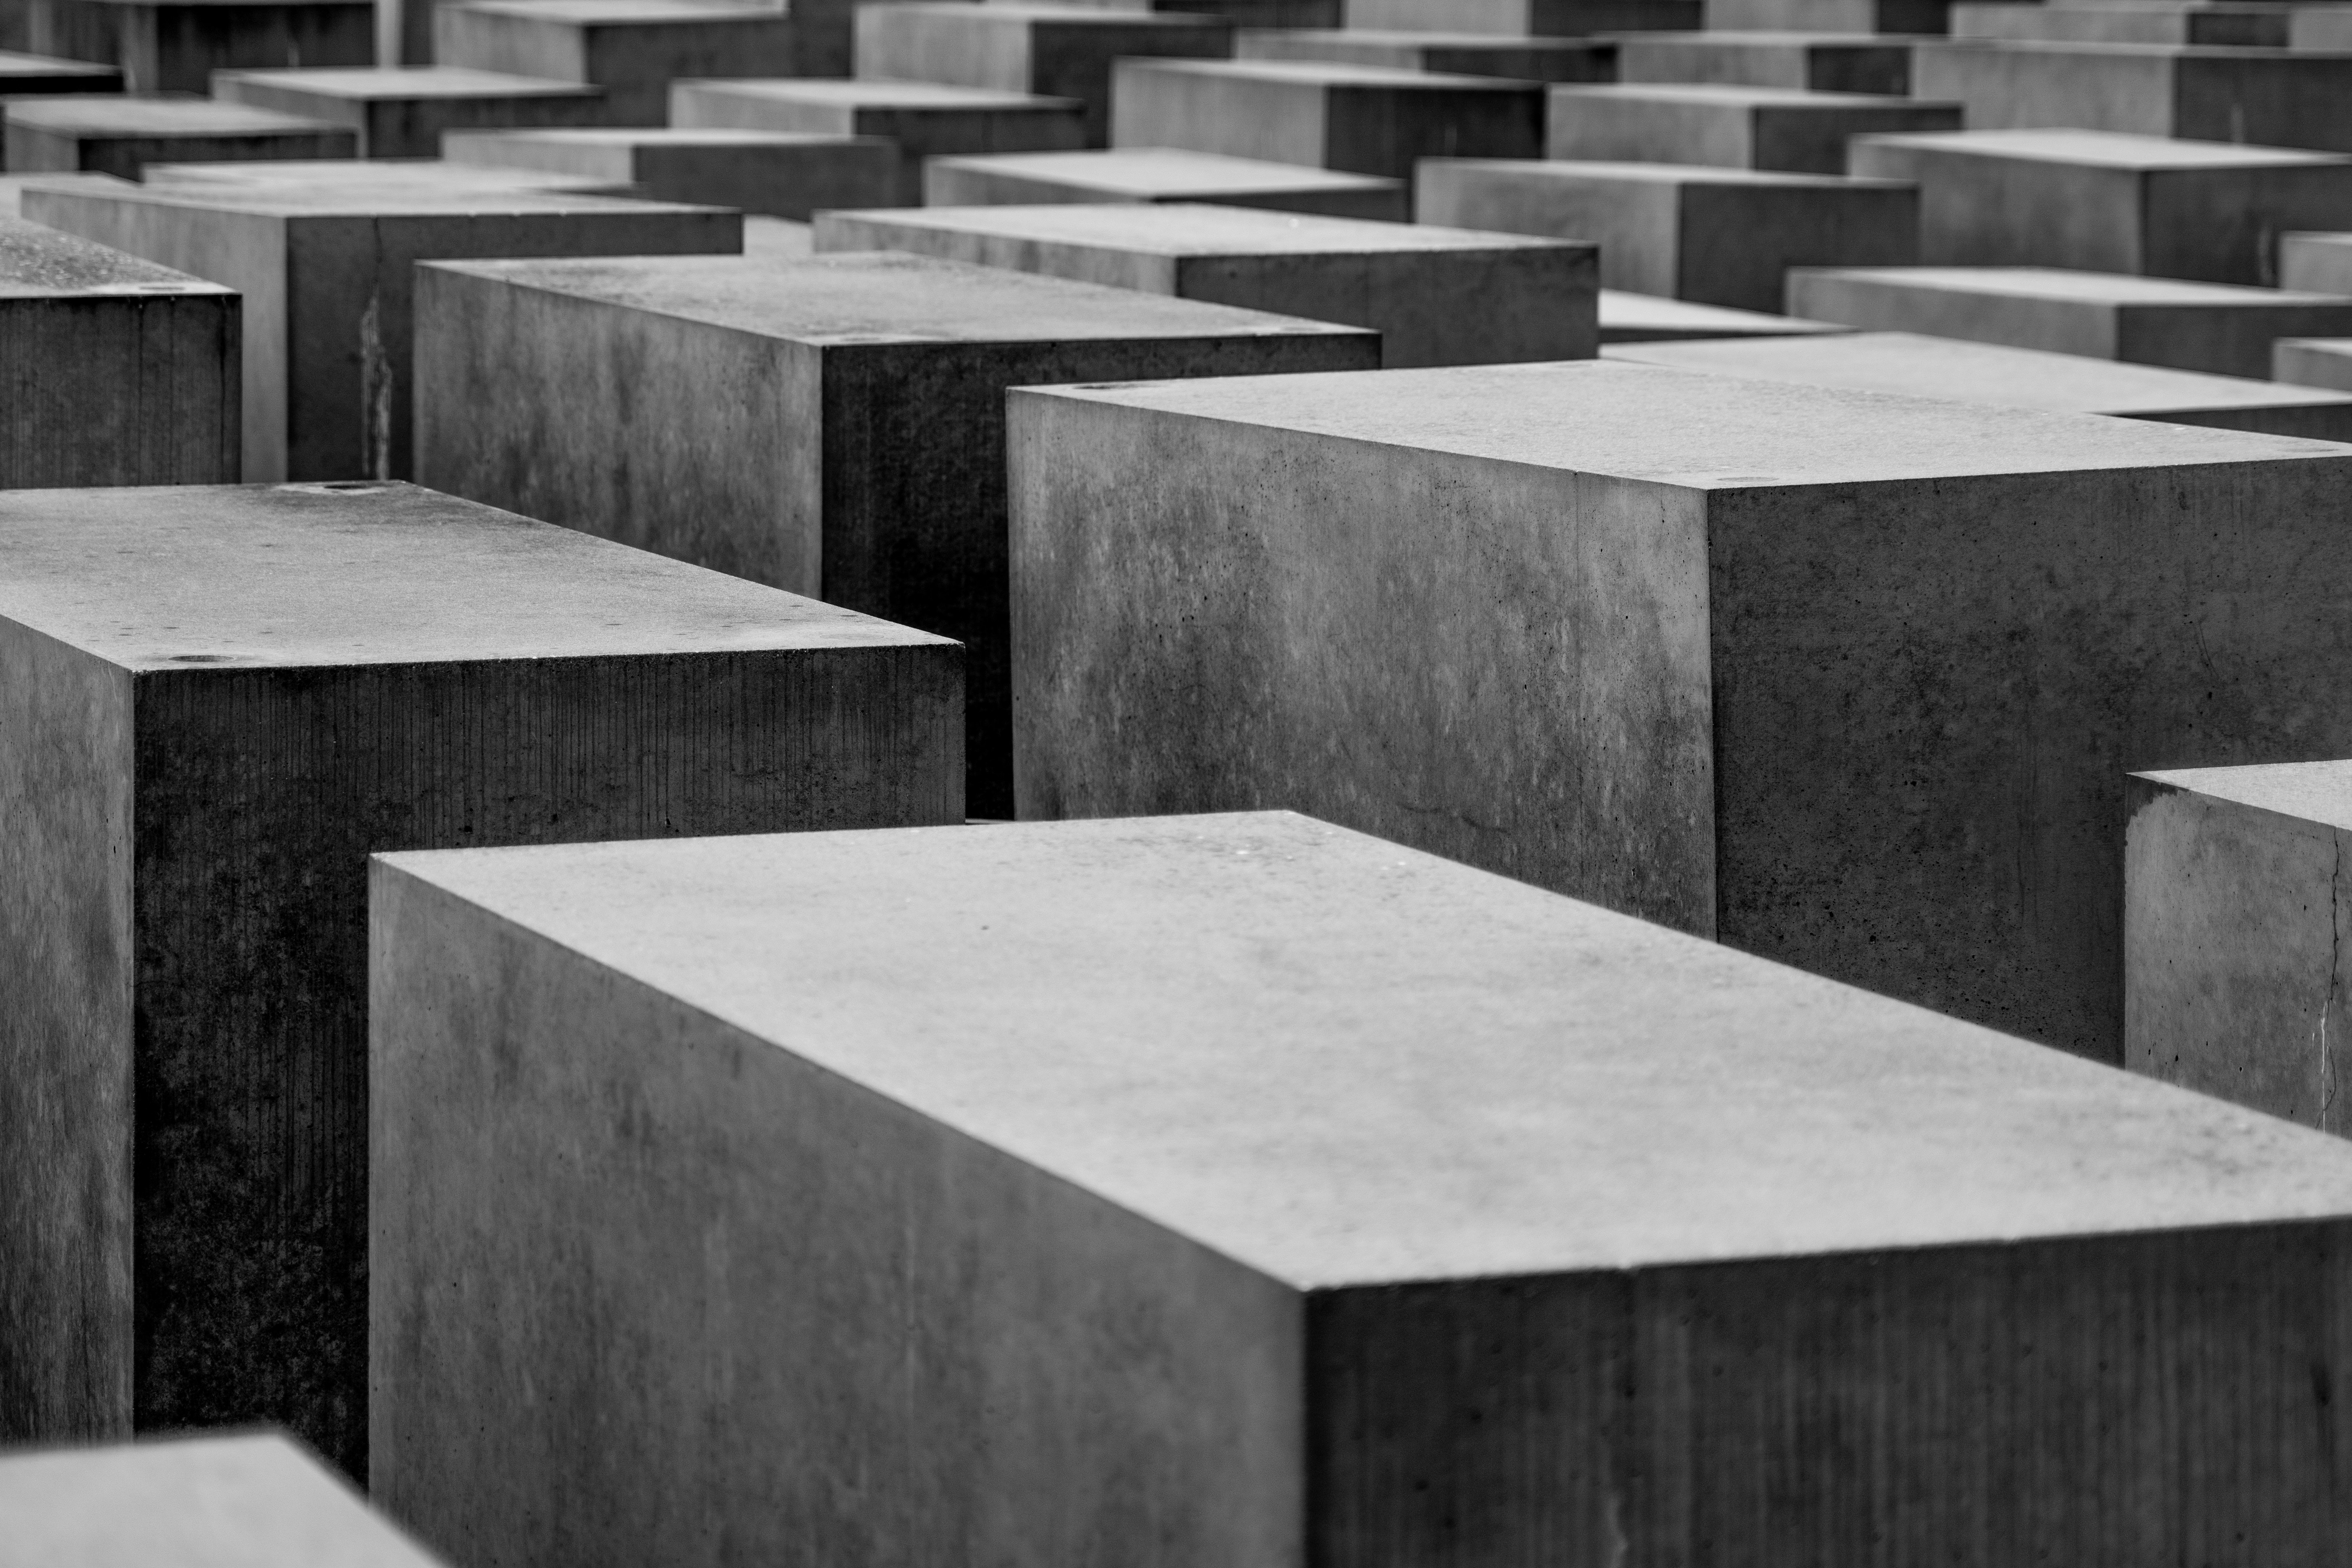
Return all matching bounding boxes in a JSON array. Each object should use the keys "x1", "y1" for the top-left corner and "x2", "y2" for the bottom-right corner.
[
  {"x1": 1016, "y1": 358, "x2": 2344, "y2": 487},
  {"x1": 424, "y1": 250, "x2": 1372, "y2": 345},
  {"x1": 1553, "y1": 81, "x2": 1953, "y2": 107},
  {"x1": 1924, "y1": 34, "x2": 2326, "y2": 56},
  {"x1": 2142, "y1": 761, "x2": 2352, "y2": 835},
  {"x1": 445, "y1": 0, "x2": 787, "y2": 19},
  {"x1": 142, "y1": 156, "x2": 628, "y2": 194},
  {"x1": 831, "y1": 202, "x2": 1578, "y2": 256},
  {"x1": 18, "y1": 177, "x2": 719, "y2": 218},
  {"x1": 676, "y1": 76, "x2": 1079, "y2": 110},
  {"x1": 381, "y1": 812, "x2": 2352, "y2": 1286},
  {"x1": 1431, "y1": 154, "x2": 1908, "y2": 189},
  {"x1": 214, "y1": 66, "x2": 602, "y2": 99},
  {"x1": 1617, "y1": 28, "x2": 1921, "y2": 46},
  {"x1": 0, "y1": 482, "x2": 944, "y2": 670},
  {"x1": 0, "y1": 1435, "x2": 443, "y2": 1568},
  {"x1": 1598, "y1": 288, "x2": 1850, "y2": 333},
  {"x1": 1116, "y1": 56, "x2": 1532, "y2": 89},
  {"x1": 447, "y1": 127, "x2": 869, "y2": 149},
  {"x1": 0, "y1": 213, "x2": 226, "y2": 298},
  {"x1": 0, "y1": 170, "x2": 128, "y2": 218},
  {"x1": 1251, "y1": 26, "x2": 1605, "y2": 47},
  {"x1": 929, "y1": 146, "x2": 1400, "y2": 194},
  {"x1": 0, "y1": 47, "x2": 118, "y2": 74},
  {"x1": 1854, "y1": 125, "x2": 2351, "y2": 168},
  {"x1": 1603, "y1": 330, "x2": 2352, "y2": 414},
  {"x1": 0, "y1": 94, "x2": 343, "y2": 134},
  {"x1": 1804, "y1": 264, "x2": 2352, "y2": 306}
]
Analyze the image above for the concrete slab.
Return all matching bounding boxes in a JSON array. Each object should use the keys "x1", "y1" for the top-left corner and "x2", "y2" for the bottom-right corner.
[
  {"x1": 212, "y1": 66, "x2": 613, "y2": 159},
  {"x1": 1787, "y1": 263, "x2": 2352, "y2": 375},
  {"x1": 0, "y1": 45, "x2": 120, "y2": 91},
  {"x1": 1849, "y1": 128, "x2": 2352, "y2": 285},
  {"x1": 1952, "y1": 0, "x2": 2296, "y2": 47},
  {"x1": 669, "y1": 77, "x2": 1088, "y2": 204},
  {"x1": 2, "y1": 93, "x2": 354, "y2": 179},
  {"x1": 2294, "y1": 6, "x2": 2352, "y2": 50},
  {"x1": 0, "y1": 1434, "x2": 448, "y2": 1566},
  {"x1": 409, "y1": 249, "x2": 1375, "y2": 816},
  {"x1": 2280, "y1": 229, "x2": 2352, "y2": 292},
  {"x1": 25, "y1": 0, "x2": 369, "y2": 94},
  {"x1": 810, "y1": 201, "x2": 1595, "y2": 366},
  {"x1": 1705, "y1": 0, "x2": 1958, "y2": 31},
  {"x1": 1913, "y1": 39, "x2": 2352, "y2": 150},
  {"x1": 2275, "y1": 333, "x2": 2352, "y2": 392},
  {"x1": 922, "y1": 144, "x2": 1406, "y2": 219},
  {"x1": 1614, "y1": 28, "x2": 1922, "y2": 92},
  {"x1": 1109, "y1": 58, "x2": 1545, "y2": 181},
  {"x1": 444, "y1": 127, "x2": 897, "y2": 217},
  {"x1": 0, "y1": 165, "x2": 125, "y2": 214},
  {"x1": 1007, "y1": 358, "x2": 2352, "y2": 1060},
  {"x1": 0, "y1": 477, "x2": 961, "y2": 1473},
  {"x1": 2125, "y1": 762, "x2": 2352, "y2": 1136},
  {"x1": 1598, "y1": 283, "x2": 1850, "y2": 337},
  {"x1": 432, "y1": 0, "x2": 801, "y2": 126},
  {"x1": 21, "y1": 179, "x2": 739, "y2": 480},
  {"x1": 370, "y1": 810, "x2": 2352, "y2": 1568},
  {"x1": 1011, "y1": 0, "x2": 1336, "y2": 20},
  {"x1": 1345, "y1": 0, "x2": 1703, "y2": 32},
  {"x1": 1234, "y1": 24, "x2": 1620, "y2": 80},
  {"x1": 857, "y1": 3, "x2": 1234, "y2": 145},
  {"x1": 140, "y1": 152, "x2": 631, "y2": 194},
  {"x1": 1606, "y1": 327, "x2": 2352, "y2": 437},
  {"x1": 1419, "y1": 155, "x2": 1915, "y2": 310},
  {"x1": 1547, "y1": 81, "x2": 1961, "y2": 173},
  {"x1": 741, "y1": 210, "x2": 810, "y2": 252},
  {"x1": 0, "y1": 214, "x2": 237, "y2": 487}
]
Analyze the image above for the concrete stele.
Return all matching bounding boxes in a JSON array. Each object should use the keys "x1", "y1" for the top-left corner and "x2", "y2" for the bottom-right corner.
[
  {"x1": 431, "y1": 0, "x2": 802, "y2": 128},
  {"x1": 138, "y1": 153, "x2": 629, "y2": 195},
  {"x1": 1951, "y1": 0, "x2": 2296, "y2": 48},
  {"x1": 443, "y1": 127, "x2": 900, "y2": 218},
  {"x1": 0, "y1": 45, "x2": 119, "y2": 92},
  {"x1": 2279, "y1": 230, "x2": 2352, "y2": 293},
  {"x1": 1911, "y1": 39, "x2": 2352, "y2": 152},
  {"x1": 1, "y1": 93, "x2": 354, "y2": 179},
  {"x1": 211, "y1": 66, "x2": 613, "y2": 158},
  {"x1": 2275, "y1": 334, "x2": 2352, "y2": 392},
  {"x1": 1344, "y1": 0, "x2": 1704, "y2": 32},
  {"x1": 1233, "y1": 25, "x2": 1618, "y2": 81},
  {"x1": 371, "y1": 810, "x2": 2352, "y2": 1568},
  {"x1": 1613, "y1": 28, "x2": 1920, "y2": 94},
  {"x1": 25, "y1": 0, "x2": 370, "y2": 94},
  {"x1": 1546, "y1": 81, "x2": 1962, "y2": 175},
  {"x1": 0, "y1": 478, "x2": 962, "y2": 1475},
  {"x1": 1703, "y1": 0, "x2": 1956, "y2": 32},
  {"x1": 1598, "y1": 285, "x2": 1850, "y2": 339},
  {"x1": 921, "y1": 145, "x2": 1406, "y2": 219}
]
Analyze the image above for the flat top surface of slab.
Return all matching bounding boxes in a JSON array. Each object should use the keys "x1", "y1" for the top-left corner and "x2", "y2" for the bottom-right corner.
[
  {"x1": 837, "y1": 201, "x2": 1579, "y2": 255},
  {"x1": 1119, "y1": 57, "x2": 1530, "y2": 89},
  {"x1": 931, "y1": 146, "x2": 1397, "y2": 194},
  {"x1": 679, "y1": 77, "x2": 1081, "y2": 110},
  {"x1": 141, "y1": 156, "x2": 630, "y2": 192},
  {"x1": 1854, "y1": 126, "x2": 2351, "y2": 168},
  {"x1": 2140, "y1": 761, "x2": 2352, "y2": 835},
  {"x1": 1619, "y1": 29, "x2": 1925, "y2": 45},
  {"x1": 217, "y1": 66, "x2": 603, "y2": 99},
  {"x1": 1603, "y1": 329, "x2": 2352, "y2": 413},
  {"x1": 1812, "y1": 264, "x2": 2352, "y2": 306},
  {"x1": 0, "y1": 1435, "x2": 441, "y2": 1568},
  {"x1": 0, "y1": 49, "x2": 120, "y2": 75},
  {"x1": 0, "y1": 214, "x2": 228, "y2": 298},
  {"x1": 1599, "y1": 288, "x2": 1850, "y2": 333},
  {"x1": 0, "y1": 482, "x2": 940, "y2": 670},
  {"x1": 1435, "y1": 154, "x2": 1908, "y2": 189},
  {"x1": 1555, "y1": 81, "x2": 1951, "y2": 106},
  {"x1": 450, "y1": 127, "x2": 867, "y2": 149},
  {"x1": 0, "y1": 95, "x2": 341, "y2": 134},
  {"x1": 1251, "y1": 26, "x2": 1608, "y2": 47},
  {"x1": 1928, "y1": 36, "x2": 2341, "y2": 56},
  {"x1": 426, "y1": 249, "x2": 1373, "y2": 346},
  {"x1": 0, "y1": 170, "x2": 129, "y2": 217},
  {"x1": 383, "y1": 812, "x2": 2352, "y2": 1285},
  {"x1": 24, "y1": 178, "x2": 720, "y2": 218},
  {"x1": 445, "y1": 0, "x2": 788, "y2": 19},
  {"x1": 1016, "y1": 358, "x2": 2344, "y2": 487}
]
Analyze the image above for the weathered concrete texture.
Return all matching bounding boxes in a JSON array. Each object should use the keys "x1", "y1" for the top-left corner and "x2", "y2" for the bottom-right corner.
[
  {"x1": 1606, "y1": 328, "x2": 2352, "y2": 439},
  {"x1": 1234, "y1": 25, "x2": 1619, "y2": 80},
  {"x1": 1706, "y1": 0, "x2": 1955, "y2": 31},
  {"x1": 1008, "y1": 359, "x2": 2352, "y2": 1061},
  {"x1": 433, "y1": 0, "x2": 801, "y2": 126},
  {"x1": 1913, "y1": 39, "x2": 2352, "y2": 151},
  {"x1": 1849, "y1": 128, "x2": 2352, "y2": 286},
  {"x1": 213, "y1": 66, "x2": 612, "y2": 158},
  {"x1": 409, "y1": 250, "x2": 1374, "y2": 816},
  {"x1": 2275, "y1": 334, "x2": 2352, "y2": 391},
  {"x1": 1599, "y1": 283, "x2": 1849, "y2": 338},
  {"x1": 2124, "y1": 764, "x2": 2352, "y2": 1137},
  {"x1": 811, "y1": 202, "x2": 1595, "y2": 366},
  {"x1": 923, "y1": 145, "x2": 1406, "y2": 219},
  {"x1": 857, "y1": 3, "x2": 1233, "y2": 146},
  {"x1": 2, "y1": 94, "x2": 354, "y2": 179},
  {"x1": 670, "y1": 77, "x2": 1087, "y2": 205},
  {"x1": 1419, "y1": 156, "x2": 1915, "y2": 311},
  {"x1": 1346, "y1": 0, "x2": 1702, "y2": 32},
  {"x1": 370, "y1": 811, "x2": 2352, "y2": 1568},
  {"x1": 444, "y1": 128, "x2": 894, "y2": 216},
  {"x1": 1787, "y1": 264, "x2": 2352, "y2": 377},
  {"x1": 2280, "y1": 230, "x2": 2352, "y2": 293},
  {"x1": 23, "y1": 180, "x2": 738, "y2": 482},
  {"x1": 0, "y1": 478, "x2": 962, "y2": 1476},
  {"x1": 0, "y1": 214, "x2": 238, "y2": 487},
  {"x1": 0, "y1": 45, "x2": 120, "y2": 90},
  {"x1": 24, "y1": 0, "x2": 369, "y2": 94},
  {"x1": 0, "y1": 1434, "x2": 450, "y2": 1566},
  {"x1": 1615, "y1": 28, "x2": 1919, "y2": 92},
  {"x1": 1110, "y1": 58, "x2": 1545, "y2": 181},
  {"x1": 1953, "y1": 0, "x2": 2294, "y2": 48},
  {"x1": 1547, "y1": 82, "x2": 1960, "y2": 173}
]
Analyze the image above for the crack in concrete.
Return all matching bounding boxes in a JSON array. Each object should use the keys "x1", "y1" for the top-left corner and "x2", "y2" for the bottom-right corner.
[{"x1": 2325, "y1": 833, "x2": 2342, "y2": 1128}]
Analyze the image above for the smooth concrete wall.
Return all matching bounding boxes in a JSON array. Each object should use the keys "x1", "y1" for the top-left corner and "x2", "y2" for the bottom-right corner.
[
  {"x1": 1547, "y1": 83, "x2": 1962, "y2": 175},
  {"x1": 1912, "y1": 39, "x2": 2352, "y2": 151},
  {"x1": 26, "y1": 0, "x2": 369, "y2": 93},
  {"x1": 433, "y1": 0, "x2": 802, "y2": 126}
]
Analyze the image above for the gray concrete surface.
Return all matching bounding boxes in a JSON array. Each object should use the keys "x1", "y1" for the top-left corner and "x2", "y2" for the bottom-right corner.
[
  {"x1": 1346, "y1": 0, "x2": 1702, "y2": 30},
  {"x1": 140, "y1": 152, "x2": 626, "y2": 194},
  {"x1": 2275, "y1": 334, "x2": 2352, "y2": 390},
  {"x1": 810, "y1": 201, "x2": 1595, "y2": 366},
  {"x1": 1705, "y1": 0, "x2": 1956, "y2": 30},
  {"x1": 1419, "y1": 156, "x2": 1915, "y2": 311},
  {"x1": 1547, "y1": 82, "x2": 1962, "y2": 173},
  {"x1": 1913, "y1": 38, "x2": 2352, "y2": 150},
  {"x1": 2, "y1": 94, "x2": 354, "y2": 178},
  {"x1": 0, "y1": 44, "x2": 119, "y2": 91},
  {"x1": 1952, "y1": 0, "x2": 2294, "y2": 47},
  {"x1": 410, "y1": 249, "x2": 1373, "y2": 817},
  {"x1": 0, "y1": 167, "x2": 125, "y2": 215},
  {"x1": 370, "y1": 810, "x2": 2352, "y2": 1568},
  {"x1": 0, "y1": 478, "x2": 962, "y2": 1476},
  {"x1": 1598, "y1": 284, "x2": 1850, "y2": 338},
  {"x1": 21, "y1": 179, "x2": 738, "y2": 481},
  {"x1": 1787, "y1": 264, "x2": 2352, "y2": 376},
  {"x1": 2294, "y1": 6, "x2": 2352, "y2": 49},
  {"x1": 212, "y1": 66, "x2": 611, "y2": 158},
  {"x1": 1006, "y1": 358, "x2": 2352, "y2": 1062},
  {"x1": 2280, "y1": 230, "x2": 2352, "y2": 292},
  {"x1": 432, "y1": 0, "x2": 801, "y2": 126},
  {"x1": 922, "y1": 144, "x2": 1406, "y2": 218},
  {"x1": 1614, "y1": 28, "x2": 1920, "y2": 93},
  {"x1": 1235, "y1": 25, "x2": 1617, "y2": 80},
  {"x1": 1849, "y1": 128, "x2": 2352, "y2": 285},
  {"x1": 445, "y1": 126, "x2": 897, "y2": 216},
  {"x1": 25, "y1": 0, "x2": 368, "y2": 94}
]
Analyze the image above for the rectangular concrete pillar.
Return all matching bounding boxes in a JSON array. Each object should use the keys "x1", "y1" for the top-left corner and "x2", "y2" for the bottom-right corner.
[
  {"x1": 669, "y1": 77, "x2": 1088, "y2": 204},
  {"x1": 1615, "y1": 28, "x2": 1918, "y2": 92},
  {"x1": 369, "y1": 810, "x2": 2352, "y2": 1568},
  {"x1": 444, "y1": 127, "x2": 898, "y2": 215},
  {"x1": 1600, "y1": 285, "x2": 1848, "y2": 339},
  {"x1": 409, "y1": 249, "x2": 1375, "y2": 818},
  {"x1": 432, "y1": 0, "x2": 801, "y2": 125},
  {"x1": 2275, "y1": 335, "x2": 2352, "y2": 390},
  {"x1": 0, "y1": 479, "x2": 962, "y2": 1476},
  {"x1": 22, "y1": 179, "x2": 739, "y2": 481},
  {"x1": 0, "y1": 45, "x2": 120, "y2": 90},
  {"x1": 1007, "y1": 359, "x2": 2352, "y2": 1061},
  {"x1": 922, "y1": 145, "x2": 1405, "y2": 217},
  {"x1": 1787, "y1": 264, "x2": 2352, "y2": 377},
  {"x1": 1234, "y1": 24, "x2": 1618, "y2": 79},
  {"x1": 2, "y1": 95, "x2": 354, "y2": 178},
  {"x1": 1913, "y1": 39, "x2": 2352, "y2": 150},
  {"x1": 2280, "y1": 230, "x2": 2352, "y2": 292},
  {"x1": 1345, "y1": 0, "x2": 1701, "y2": 31},
  {"x1": 26, "y1": 0, "x2": 369, "y2": 93},
  {"x1": 0, "y1": 215, "x2": 238, "y2": 486},
  {"x1": 1418, "y1": 156, "x2": 1915, "y2": 311},
  {"x1": 213, "y1": 66, "x2": 613, "y2": 156},
  {"x1": 810, "y1": 201, "x2": 1596, "y2": 366},
  {"x1": 1547, "y1": 82, "x2": 1960, "y2": 174}
]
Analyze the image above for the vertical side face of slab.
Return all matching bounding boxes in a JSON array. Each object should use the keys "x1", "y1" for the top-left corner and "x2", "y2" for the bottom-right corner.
[
  {"x1": 1416, "y1": 164, "x2": 1687, "y2": 301},
  {"x1": 1111, "y1": 64, "x2": 1329, "y2": 170},
  {"x1": 0, "y1": 622, "x2": 132, "y2": 1447},
  {"x1": 1006, "y1": 389, "x2": 1719, "y2": 935},
  {"x1": 369, "y1": 863, "x2": 1305, "y2": 1568},
  {"x1": 1784, "y1": 272, "x2": 2124, "y2": 360},
  {"x1": 1326, "y1": 83, "x2": 1540, "y2": 179},
  {"x1": 1679, "y1": 182, "x2": 1917, "y2": 312},
  {"x1": 0, "y1": 290, "x2": 241, "y2": 488},
  {"x1": 1852, "y1": 143, "x2": 2144, "y2": 275}
]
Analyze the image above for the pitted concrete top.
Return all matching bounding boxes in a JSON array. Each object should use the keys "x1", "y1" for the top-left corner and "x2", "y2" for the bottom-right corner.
[
  {"x1": 23, "y1": 177, "x2": 722, "y2": 219},
  {"x1": 1605, "y1": 330, "x2": 2352, "y2": 416},
  {"x1": 1555, "y1": 81, "x2": 1956, "y2": 108},
  {"x1": 425, "y1": 250, "x2": 1373, "y2": 345},
  {"x1": 1432, "y1": 154, "x2": 1911, "y2": 189},
  {"x1": 678, "y1": 76, "x2": 1080, "y2": 110},
  {"x1": 827, "y1": 202, "x2": 1581, "y2": 256},
  {"x1": 443, "y1": 0, "x2": 791, "y2": 20},
  {"x1": 2138, "y1": 761, "x2": 2352, "y2": 834},
  {"x1": 1014, "y1": 358, "x2": 2349, "y2": 487},
  {"x1": 0, "y1": 94, "x2": 345, "y2": 135},
  {"x1": 380, "y1": 812, "x2": 2352, "y2": 1287},
  {"x1": 0, "y1": 214, "x2": 229, "y2": 298},
  {"x1": 0, "y1": 481, "x2": 945, "y2": 670},
  {"x1": 928, "y1": 146, "x2": 1399, "y2": 197},
  {"x1": 1802, "y1": 264, "x2": 2352, "y2": 306},
  {"x1": 1853, "y1": 125, "x2": 2352, "y2": 168},
  {"x1": 0, "y1": 1435, "x2": 444, "y2": 1568},
  {"x1": 1118, "y1": 56, "x2": 1531, "y2": 89},
  {"x1": 214, "y1": 66, "x2": 603, "y2": 99}
]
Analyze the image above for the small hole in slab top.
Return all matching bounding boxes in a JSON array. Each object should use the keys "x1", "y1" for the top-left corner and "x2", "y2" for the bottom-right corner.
[{"x1": 168, "y1": 653, "x2": 233, "y2": 663}]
